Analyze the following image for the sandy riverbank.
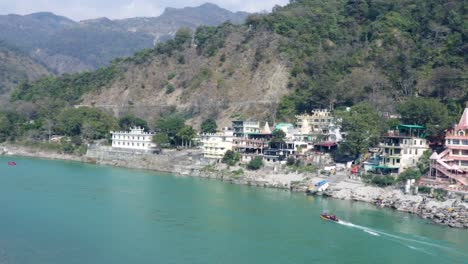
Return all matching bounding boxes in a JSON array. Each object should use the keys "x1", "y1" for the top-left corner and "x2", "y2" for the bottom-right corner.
[{"x1": 1, "y1": 143, "x2": 467, "y2": 228}]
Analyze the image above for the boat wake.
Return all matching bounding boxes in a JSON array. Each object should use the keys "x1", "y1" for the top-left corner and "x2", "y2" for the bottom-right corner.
[
  {"x1": 337, "y1": 220, "x2": 380, "y2": 236},
  {"x1": 336, "y1": 220, "x2": 452, "y2": 253}
]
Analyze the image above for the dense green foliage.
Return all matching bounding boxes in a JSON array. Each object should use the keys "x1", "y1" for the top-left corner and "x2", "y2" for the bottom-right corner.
[
  {"x1": 118, "y1": 114, "x2": 149, "y2": 131},
  {"x1": 222, "y1": 150, "x2": 241, "y2": 166},
  {"x1": 194, "y1": 22, "x2": 235, "y2": 56},
  {"x1": 0, "y1": 112, "x2": 16, "y2": 142},
  {"x1": 397, "y1": 97, "x2": 453, "y2": 137},
  {"x1": 11, "y1": 63, "x2": 119, "y2": 104},
  {"x1": 247, "y1": 157, "x2": 264, "y2": 170},
  {"x1": 417, "y1": 150, "x2": 432, "y2": 175},
  {"x1": 55, "y1": 107, "x2": 117, "y2": 140},
  {"x1": 154, "y1": 114, "x2": 196, "y2": 147},
  {"x1": 398, "y1": 168, "x2": 422, "y2": 182},
  {"x1": 246, "y1": 0, "x2": 466, "y2": 119},
  {"x1": 177, "y1": 125, "x2": 197, "y2": 147},
  {"x1": 200, "y1": 118, "x2": 218, "y2": 133},
  {"x1": 335, "y1": 103, "x2": 383, "y2": 158}
]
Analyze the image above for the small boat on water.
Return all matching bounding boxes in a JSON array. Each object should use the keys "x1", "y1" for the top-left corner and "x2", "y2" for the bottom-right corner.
[
  {"x1": 7, "y1": 161, "x2": 16, "y2": 166},
  {"x1": 320, "y1": 213, "x2": 339, "y2": 222}
]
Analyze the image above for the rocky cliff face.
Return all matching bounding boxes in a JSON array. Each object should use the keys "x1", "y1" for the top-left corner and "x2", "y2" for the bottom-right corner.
[{"x1": 80, "y1": 29, "x2": 290, "y2": 127}]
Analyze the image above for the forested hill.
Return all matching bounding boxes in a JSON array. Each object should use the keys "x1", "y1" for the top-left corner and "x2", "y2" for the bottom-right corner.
[
  {"x1": 0, "y1": 4, "x2": 249, "y2": 74},
  {"x1": 0, "y1": 42, "x2": 51, "y2": 98},
  {"x1": 9, "y1": 0, "x2": 467, "y2": 128}
]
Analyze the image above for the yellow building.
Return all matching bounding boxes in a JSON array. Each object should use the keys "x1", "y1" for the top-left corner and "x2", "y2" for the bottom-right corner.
[
  {"x1": 200, "y1": 130, "x2": 235, "y2": 159},
  {"x1": 296, "y1": 109, "x2": 333, "y2": 134}
]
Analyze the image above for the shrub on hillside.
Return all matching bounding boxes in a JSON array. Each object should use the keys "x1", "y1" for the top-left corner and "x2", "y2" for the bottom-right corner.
[{"x1": 247, "y1": 157, "x2": 263, "y2": 170}]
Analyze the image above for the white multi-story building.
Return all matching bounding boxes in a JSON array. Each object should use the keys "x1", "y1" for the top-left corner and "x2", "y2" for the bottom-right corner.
[
  {"x1": 378, "y1": 125, "x2": 430, "y2": 174},
  {"x1": 232, "y1": 120, "x2": 260, "y2": 138},
  {"x1": 200, "y1": 129, "x2": 235, "y2": 159},
  {"x1": 111, "y1": 126, "x2": 156, "y2": 152}
]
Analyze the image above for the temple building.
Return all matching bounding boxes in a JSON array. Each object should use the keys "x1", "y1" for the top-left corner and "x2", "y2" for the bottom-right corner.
[
  {"x1": 377, "y1": 125, "x2": 430, "y2": 174},
  {"x1": 111, "y1": 127, "x2": 156, "y2": 153},
  {"x1": 428, "y1": 107, "x2": 468, "y2": 189}
]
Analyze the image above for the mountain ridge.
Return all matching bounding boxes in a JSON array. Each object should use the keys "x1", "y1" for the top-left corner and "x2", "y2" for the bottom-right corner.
[{"x1": 0, "y1": 3, "x2": 249, "y2": 74}]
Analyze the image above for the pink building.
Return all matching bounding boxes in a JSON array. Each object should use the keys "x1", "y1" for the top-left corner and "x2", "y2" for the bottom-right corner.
[{"x1": 426, "y1": 107, "x2": 468, "y2": 192}]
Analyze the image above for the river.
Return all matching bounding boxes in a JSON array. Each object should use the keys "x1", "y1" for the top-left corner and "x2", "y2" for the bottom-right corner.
[{"x1": 0, "y1": 156, "x2": 466, "y2": 263}]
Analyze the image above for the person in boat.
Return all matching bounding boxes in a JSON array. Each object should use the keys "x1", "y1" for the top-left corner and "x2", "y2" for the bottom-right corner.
[{"x1": 329, "y1": 215, "x2": 337, "y2": 221}]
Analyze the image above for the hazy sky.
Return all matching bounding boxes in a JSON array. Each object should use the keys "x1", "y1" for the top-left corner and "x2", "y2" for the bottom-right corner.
[{"x1": 0, "y1": 0, "x2": 289, "y2": 21}]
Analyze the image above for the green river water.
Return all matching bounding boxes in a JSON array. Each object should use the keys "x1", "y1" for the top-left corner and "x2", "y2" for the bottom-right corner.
[{"x1": 0, "y1": 156, "x2": 466, "y2": 263}]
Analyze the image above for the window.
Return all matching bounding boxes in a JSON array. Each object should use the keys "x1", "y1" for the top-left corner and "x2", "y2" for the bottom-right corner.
[
  {"x1": 420, "y1": 140, "x2": 423, "y2": 145},
  {"x1": 396, "y1": 159, "x2": 400, "y2": 163},
  {"x1": 409, "y1": 149, "x2": 412, "y2": 154},
  {"x1": 413, "y1": 140, "x2": 416, "y2": 145},
  {"x1": 462, "y1": 140, "x2": 468, "y2": 145},
  {"x1": 415, "y1": 149, "x2": 418, "y2": 155},
  {"x1": 461, "y1": 160, "x2": 468, "y2": 167},
  {"x1": 462, "y1": 150, "x2": 468, "y2": 156},
  {"x1": 453, "y1": 150, "x2": 460, "y2": 155},
  {"x1": 453, "y1": 139, "x2": 460, "y2": 144},
  {"x1": 446, "y1": 139, "x2": 451, "y2": 145}
]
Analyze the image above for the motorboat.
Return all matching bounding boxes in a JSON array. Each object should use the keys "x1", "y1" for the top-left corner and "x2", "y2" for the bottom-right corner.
[{"x1": 320, "y1": 213, "x2": 339, "y2": 222}]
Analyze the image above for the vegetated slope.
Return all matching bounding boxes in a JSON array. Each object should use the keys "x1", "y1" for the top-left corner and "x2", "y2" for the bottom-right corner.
[
  {"x1": 11, "y1": 24, "x2": 290, "y2": 127},
  {"x1": 0, "y1": 4, "x2": 249, "y2": 74},
  {"x1": 10, "y1": 0, "x2": 467, "y2": 128},
  {"x1": 0, "y1": 43, "x2": 50, "y2": 98},
  {"x1": 248, "y1": 0, "x2": 466, "y2": 118}
]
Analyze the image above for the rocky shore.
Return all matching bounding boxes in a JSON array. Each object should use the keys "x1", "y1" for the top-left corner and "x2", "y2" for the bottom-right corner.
[
  {"x1": 2, "y1": 143, "x2": 467, "y2": 228},
  {"x1": 325, "y1": 181, "x2": 468, "y2": 228}
]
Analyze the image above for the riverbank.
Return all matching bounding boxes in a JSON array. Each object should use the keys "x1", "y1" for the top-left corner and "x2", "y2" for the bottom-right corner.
[
  {"x1": 325, "y1": 181, "x2": 468, "y2": 228},
  {"x1": 1, "y1": 143, "x2": 467, "y2": 228}
]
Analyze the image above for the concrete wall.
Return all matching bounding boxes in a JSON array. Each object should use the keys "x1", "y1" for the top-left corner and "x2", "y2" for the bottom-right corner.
[{"x1": 86, "y1": 146, "x2": 213, "y2": 175}]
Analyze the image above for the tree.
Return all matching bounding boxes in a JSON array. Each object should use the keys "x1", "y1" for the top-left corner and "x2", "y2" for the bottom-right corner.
[
  {"x1": 270, "y1": 129, "x2": 286, "y2": 149},
  {"x1": 398, "y1": 168, "x2": 422, "y2": 182},
  {"x1": 200, "y1": 118, "x2": 217, "y2": 133},
  {"x1": 176, "y1": 125, "x2": 197, "y2": 148},
  {"x1": 152, "y1": 133, "x2": 170, "y2": 147},
  {"x1": 417, "y1": 150, "x2": 431, "y2": 175},
  {"x1": 222, "y1": 150, "x2": 240, "y2": 166},
  {"x1": 247, "y1": 157, "x2": 263, "y2": 170},
  {"x1": 155, "y1": 115, "x2": 186, "y2": 145},
  {"x1": 0, "y1": 112, "x2": 13, "y2": 142},
  {"x1": 397, "y1": 98, "x2": 451, "y2": 137},
  {"x1": 118, "y1": 114, "x2": 148, "y2": 131},
  {"x1": 335, "y1": 103, "x2": 382, "y2": 158},
  {"x1": 174, "y1": 28, "x2": 193, "y2": 50},
  {"x1": 55, "y1": 107, "x2": 117, "y2": 139}
]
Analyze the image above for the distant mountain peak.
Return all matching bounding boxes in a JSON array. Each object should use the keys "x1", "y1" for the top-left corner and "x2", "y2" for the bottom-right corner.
[{"x1": 26, "y1": 12, "x2": 76, "y2": 23}]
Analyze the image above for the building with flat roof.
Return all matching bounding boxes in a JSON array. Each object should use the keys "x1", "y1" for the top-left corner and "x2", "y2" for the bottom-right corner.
[
  {"x1": 377, "y1": 125, "x2": 430, "y2": 174},
  {"x1": 232, "y1": 120, "x2": 260, "y2": 138},
  {"x1": 200, "y1": 129, "x2": 235, "y2": 160},
  {"x1": 111, "y1": 127, "x2": 156, "y2": 153}
]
